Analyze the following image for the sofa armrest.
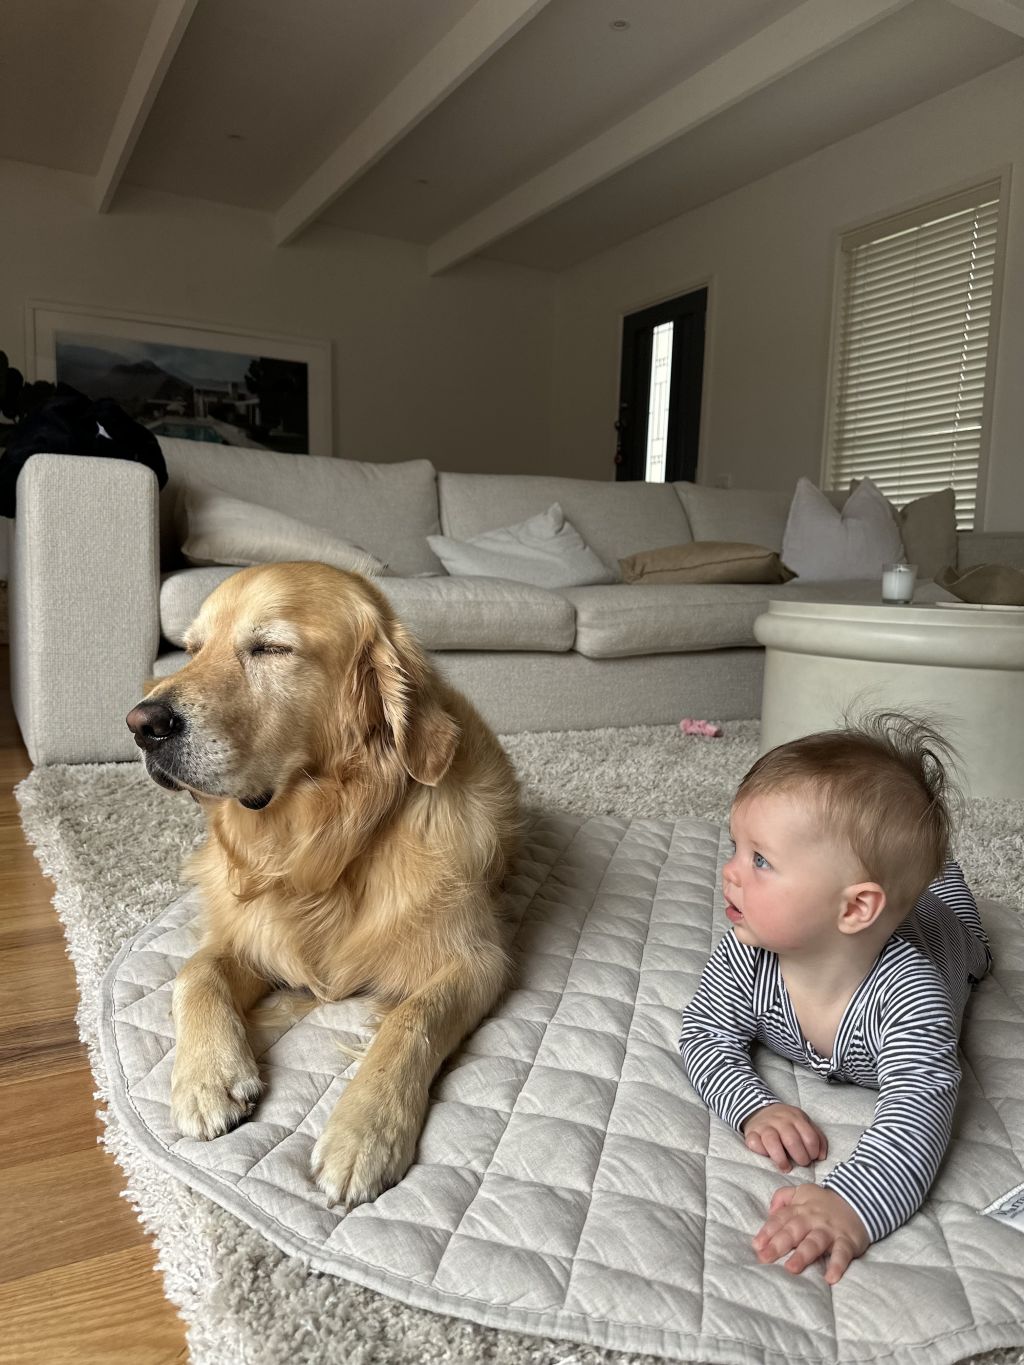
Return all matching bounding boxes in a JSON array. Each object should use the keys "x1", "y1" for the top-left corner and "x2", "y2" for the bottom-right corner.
[{"x1": 9, "y1": 454, "x2": 160, "y2": 764}]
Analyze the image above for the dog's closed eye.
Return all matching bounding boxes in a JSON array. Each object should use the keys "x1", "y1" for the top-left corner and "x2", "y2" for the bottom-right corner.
[{"x1": 251, "y1": 644, "x2": 294, "y2": 657}]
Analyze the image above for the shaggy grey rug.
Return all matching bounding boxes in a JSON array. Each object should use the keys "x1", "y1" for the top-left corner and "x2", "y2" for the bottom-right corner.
[{"x1": 16, "y1": 721, "x2": 1024, "y2": 1365}]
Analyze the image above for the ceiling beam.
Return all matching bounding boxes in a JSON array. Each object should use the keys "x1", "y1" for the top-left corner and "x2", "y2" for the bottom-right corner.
[
  {"x1": 427, "y1": 0, "x2": 911, "y2": 274},
  {"x1": 273, "y1": 0, "x2": 553, "y2": 246},
  {"x1": 945, "y1": 0, "x2": 1024, "y2": 38},
  {"x1": 94, "y1": 0, "x2": 199, "y2": 213}
]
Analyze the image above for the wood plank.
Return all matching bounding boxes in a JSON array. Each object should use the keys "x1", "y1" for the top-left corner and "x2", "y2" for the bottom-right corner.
[
  {"x1": 0, "y1": 1246, "x2": 188, "y2": 1365},
  {"x1": 0, "y1": 1147, "x2": 152, "y2": 1284},
  {"x1": 0, "y1": 940, "x2": 80, "y2": 1029},
  {"x1": 0, "y1": 907, "x2": 65, "y2": 949},
  {"x1": 0, "y1": 1017, "x2": 87, "y2": 1085},
  {"x1": 0, "y1": 645, "x2": 188, "y2": 1357},
  {"x1": 0, "y1": 1066, "x2": 103, "y2": 1169}
]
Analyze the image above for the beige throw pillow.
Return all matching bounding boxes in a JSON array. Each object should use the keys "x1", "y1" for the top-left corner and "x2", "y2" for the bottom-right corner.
[
  {"x1": 896, "y1": 488, "x2": 958, "y2": 580},
  {"x1": 619, "y1": 541, "x2": 795, "y2": 585},
  {"x1": 181, "y1": 485, "x2": 387, "y2": 576},
  {"x1": 937, "y1": 564, "x2": 1024, "y2": 607}
]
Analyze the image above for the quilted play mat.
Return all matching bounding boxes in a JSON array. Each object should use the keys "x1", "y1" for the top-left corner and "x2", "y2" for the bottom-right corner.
[{"x1": 100, "y1": 810, "x2": 1024, "y2": 1365}]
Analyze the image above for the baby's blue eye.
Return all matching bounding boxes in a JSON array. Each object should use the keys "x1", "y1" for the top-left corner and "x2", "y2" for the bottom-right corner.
[{"x1": 753, "y1": 851, "x2": 770, "y2": 870}]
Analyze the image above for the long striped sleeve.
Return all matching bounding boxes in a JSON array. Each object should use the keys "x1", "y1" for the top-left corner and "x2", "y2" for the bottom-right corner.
[
  {"x1": 678, "y1": 931, "x2": 781, "y2": 1131},
  {"x1": 820, "y1": 963, "x2": 961, "y2": 1242}
]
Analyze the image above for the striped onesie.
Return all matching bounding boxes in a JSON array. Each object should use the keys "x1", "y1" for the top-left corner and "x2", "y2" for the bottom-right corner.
[{"x1": 678, "y1": 861, "x2": 991, "y2": 1243}]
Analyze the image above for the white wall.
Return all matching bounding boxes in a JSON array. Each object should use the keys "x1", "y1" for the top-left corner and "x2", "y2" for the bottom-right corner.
[
  {"x1": 0, "y1": 159, "x2": 559, "y2": 575},
  {"x1": 552, "y1": 56, "x2": 1024, "y2": 531}
]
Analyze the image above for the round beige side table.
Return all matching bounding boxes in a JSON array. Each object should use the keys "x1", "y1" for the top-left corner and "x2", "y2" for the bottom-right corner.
[{"x1": 753, "y1": 599, "x2": 1024, "y2": 800}]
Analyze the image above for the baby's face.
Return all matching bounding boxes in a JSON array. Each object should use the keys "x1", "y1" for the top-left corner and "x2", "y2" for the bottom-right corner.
[{"x1": 722, "y1": 792, "x2": 864, "y2": 956}]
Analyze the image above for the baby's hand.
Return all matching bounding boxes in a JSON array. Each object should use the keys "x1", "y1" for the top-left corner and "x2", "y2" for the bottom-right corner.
[
  {"x1": 742, "y1": 1103, "x2": 827, "y2": 1172},
  {"x1": 753, "y1": 1185, "x2": 870, "y2": 1284}
]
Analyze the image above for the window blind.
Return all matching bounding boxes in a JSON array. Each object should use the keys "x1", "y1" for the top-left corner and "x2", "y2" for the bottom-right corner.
[{"x1": 825, "y1": 183, "x2": 1001, "y2": 528}]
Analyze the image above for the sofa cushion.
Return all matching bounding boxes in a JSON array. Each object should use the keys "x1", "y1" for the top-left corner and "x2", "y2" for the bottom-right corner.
[
  {"x1": 561, "y1": 583, "x2": 780, "y2": 658},
  {"x1": 561, "y1": 578, "x2": 952, "y2": 659},
  {"x1": 157, "y1": 437, "x2": 442, "y2": 577},
  {"x1": 379, "y1": 576, "x2": 575, "y2": 650},
  {"x1": 181, "y1": 485, "x2": 387, "y2": 576},
  {"x1": 673, "y1": 483, "x2": 793, "y2": 551},
  {"x1": 438, "y1": 472, "x2": 691, "y2": 578},
  {"x1": 619, "y1": 541, "x2": 794, "y2": 585},
  {"x1": 428, "y1": 504, "x2": 615, "y2": 589},
  {"x1": 160, "y1": 568, "x2": 574, "y2": 652},
  {"x1": 161, "y1": 567, "x2": 239, "y2": 646}
]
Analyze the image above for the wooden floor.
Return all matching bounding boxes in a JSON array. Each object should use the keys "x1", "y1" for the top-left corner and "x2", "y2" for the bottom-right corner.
[{"x1": 0, "y1": 646, "x2": 188, "y2": 1364}]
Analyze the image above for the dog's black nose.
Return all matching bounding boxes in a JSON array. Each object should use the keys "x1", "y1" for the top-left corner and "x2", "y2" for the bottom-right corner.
[{"x1": 126, "y1": 700, "x2": 185, "y2": 751}]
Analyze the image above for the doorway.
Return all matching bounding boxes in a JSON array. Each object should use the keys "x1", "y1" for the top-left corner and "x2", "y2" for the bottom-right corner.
[{"x1": 615, "y1": 287, "x2": 707, "y2": 482}]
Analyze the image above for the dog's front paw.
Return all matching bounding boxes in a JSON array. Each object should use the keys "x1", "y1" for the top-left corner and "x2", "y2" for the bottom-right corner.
[
  {"x1": 171, "y1": 1047, "x2": 263, "y2": 1141},
  {"x1": 311, "y1": 1087, "x2": 419, "y2": 1210}
]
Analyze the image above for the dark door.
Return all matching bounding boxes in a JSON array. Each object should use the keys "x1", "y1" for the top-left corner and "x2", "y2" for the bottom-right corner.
[{"x1": 615, "y1": 287, "x2": 707, "y2": 482}]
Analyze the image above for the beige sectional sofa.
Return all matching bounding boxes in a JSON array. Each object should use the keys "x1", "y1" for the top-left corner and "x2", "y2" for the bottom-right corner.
[{"x1": 9, "y1": 436, "x2": 1024, "y2": 765}]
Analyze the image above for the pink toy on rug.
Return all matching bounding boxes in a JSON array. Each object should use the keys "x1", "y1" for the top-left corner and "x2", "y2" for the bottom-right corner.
[{"x1": 679, "y1": 718, "x2": 723, "y2": 738}]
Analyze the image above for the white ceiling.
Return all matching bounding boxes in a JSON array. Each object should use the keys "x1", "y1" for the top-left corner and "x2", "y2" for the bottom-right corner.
[{"x1": 2, "y1": 0, "x2": 1021, "y2": 271}]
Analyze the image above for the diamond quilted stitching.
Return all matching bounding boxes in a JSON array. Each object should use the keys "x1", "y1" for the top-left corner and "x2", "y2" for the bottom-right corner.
[
  {"x1": 563, "y1": 956, "x2": 640, "y2": 1002},
  {"x1": 569, "y1": 1259, "x2": 702, "y2": 1334},
  {"x1": 549, "y1": 991, "x2": 634, "y2": 1036},
  {"x1": 489, "y1": 1111, "x2": 606, "y2": 1192},
  {"x1": 433, "y1": 1234, "x2": 572, "y2": 1310},
  {"x1": 434, "y1": 1053, "x2": 532, "y2": 1112},
  {"x1": 416, "y1": 1099, "x2": 509, "y2": 1172},
  {"x1": 332, "y1": 1214, "x2": 454, "y2": 1281},
  {"x1": 597, "y1": 1133, "x2": 707, "y2": 1212},
  {"x1": 457, "y1": 1174, "x2": 589, "y2": 1257},
  {"x1": 337, "y1": 1162, "x2": 482, "y2": 1238},
  {"x1": 459, "y1": 1014, "x2": 547, "y2": 1062},
  {"x1": 532, "y1": 1020, "x2": 626, "y2": 1079},
  {"x1": 491, "y1": 985, "x2": 562, "y2": 1023},
  {"x1": 513, "y1": 1064, "x2": 616, "y2": 1130},
  {"x1": 574, "y1": 1190, "x2": 707, "y2": 1287}
]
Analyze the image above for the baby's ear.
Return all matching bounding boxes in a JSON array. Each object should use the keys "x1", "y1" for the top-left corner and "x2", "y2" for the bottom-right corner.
[{"x1": 838, "y1": 883, "x2": 887, "y2": 934}]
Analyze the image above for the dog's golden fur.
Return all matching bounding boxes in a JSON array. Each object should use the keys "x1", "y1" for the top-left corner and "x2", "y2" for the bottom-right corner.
[{"x1": 131, "y1": 561, "x2": 520, "y2": 1208}]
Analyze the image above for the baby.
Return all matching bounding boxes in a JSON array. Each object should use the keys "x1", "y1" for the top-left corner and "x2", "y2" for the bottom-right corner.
[{"x1": 678, "y1": 712, "x2": 992, "y2": 1285}]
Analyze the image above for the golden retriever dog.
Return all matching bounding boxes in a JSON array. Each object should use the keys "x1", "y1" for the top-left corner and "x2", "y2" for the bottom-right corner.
[{"x1": 126, "y1": 561, "x2": 521, "y2": 1209}]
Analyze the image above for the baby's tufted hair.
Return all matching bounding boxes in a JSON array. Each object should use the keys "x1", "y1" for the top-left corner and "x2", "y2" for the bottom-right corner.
[{"x1": 735, "y1": 710, "x2": 963, "y2": 919}]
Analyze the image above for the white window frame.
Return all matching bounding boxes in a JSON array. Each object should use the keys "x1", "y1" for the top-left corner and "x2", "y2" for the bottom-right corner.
[{"x1": 820, "y1": 173, "x2": 1011, "y2": 529}]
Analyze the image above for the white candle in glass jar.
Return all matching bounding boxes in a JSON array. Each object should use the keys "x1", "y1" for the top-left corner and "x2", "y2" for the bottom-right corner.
[{"x1": 881, "y1": 562, "x2": 917, "y2": 604}]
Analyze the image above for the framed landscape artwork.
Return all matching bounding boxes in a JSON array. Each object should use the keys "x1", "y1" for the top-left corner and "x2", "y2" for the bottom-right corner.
[{"x1": 25, "y1": 302, "x2": 332, "y2": 457}]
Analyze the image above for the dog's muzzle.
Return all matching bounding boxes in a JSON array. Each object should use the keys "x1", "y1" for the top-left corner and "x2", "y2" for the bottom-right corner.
[
  {"x1": 126, "y1": 700, "x2": 274, "y2": 808},
  {"x1": 126, "y1": 699, "x2": 187, "y2": 791},
  {"x1": 126, "y1": 699, "x2": 185, "y2": 752}
]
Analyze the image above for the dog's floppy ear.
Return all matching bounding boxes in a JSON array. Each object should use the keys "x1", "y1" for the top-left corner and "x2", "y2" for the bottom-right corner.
[{"x1": 361, "y1": 619, "x2": 460, "y2": 786}]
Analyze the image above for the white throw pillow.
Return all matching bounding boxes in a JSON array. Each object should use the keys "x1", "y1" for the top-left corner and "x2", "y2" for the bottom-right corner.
[
  {"x1": 427, "y1": 503, "x2": 616, "y2": 589},
  {"x1": 181, "y1": 484, "x2": 387, "y2": 576},
  {"x1": 846, "y1": 481, "x2": 957, "y2": 581},
  {"x1": 781, "y1": 477, "x2": 904, "y2": 580}
]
